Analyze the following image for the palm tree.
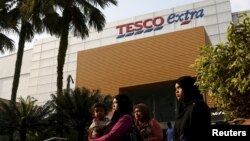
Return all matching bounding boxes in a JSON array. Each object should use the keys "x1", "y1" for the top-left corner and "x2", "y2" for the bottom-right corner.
[
  {"x1": 3, "y1": 0, "x2": 44, "y2": 103},
  {"x1": 50, "y1": 87, "x2": 113, "y2": 141},
  {"x1": 44, "y1": 0, "x2": 117, "y2": 95},
  {"x1": 0, "y1": 0, "x2": 18, "y2": 54},
  {"x1": 0, "y1": 96, "x2": 53, "y2": 141}
]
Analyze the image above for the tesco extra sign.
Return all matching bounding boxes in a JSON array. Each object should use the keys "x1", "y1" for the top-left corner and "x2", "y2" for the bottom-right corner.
[{"x1": 116, "y1": 9, "x2": 204, "y2": 39}]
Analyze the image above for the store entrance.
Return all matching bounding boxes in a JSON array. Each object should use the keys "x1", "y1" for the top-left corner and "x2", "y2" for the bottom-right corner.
[{"x1": 119, "y1": 80, "x2": 176, "y2": 122}]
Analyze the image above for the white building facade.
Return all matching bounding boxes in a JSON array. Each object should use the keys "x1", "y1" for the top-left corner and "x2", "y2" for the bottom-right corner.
[{"x1": 0, "y1": 0, "x2": 243, "y2": 104}]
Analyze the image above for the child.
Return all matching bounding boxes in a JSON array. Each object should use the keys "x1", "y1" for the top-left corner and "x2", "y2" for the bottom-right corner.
[{"x1": 88, "y1": 102, "x2": 110, "y2": 140}]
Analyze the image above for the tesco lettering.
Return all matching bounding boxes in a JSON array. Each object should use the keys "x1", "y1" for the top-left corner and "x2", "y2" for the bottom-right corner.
[
  {"x1": 116, "y1": 17, "x2": 164, "y2": 34},
  {"x1": 116, "y1": 9, "x2": 204, "y2": 38}
]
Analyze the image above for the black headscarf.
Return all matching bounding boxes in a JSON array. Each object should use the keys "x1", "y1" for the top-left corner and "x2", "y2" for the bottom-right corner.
[
  {"x1": 176, "y1": 76, "x2": 203, "y2": 103},
  {"x1": 176, "y1": 76, "x2": 204, "y2": 114}
]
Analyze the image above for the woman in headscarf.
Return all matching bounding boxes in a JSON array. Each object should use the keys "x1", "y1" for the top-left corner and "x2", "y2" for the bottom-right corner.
[
  {"x1": 174, "y1": 76, "x2": 211, "y2": 141},
  {"x1": 134, "y1": 103, "x2": 163, "y2": 141}
]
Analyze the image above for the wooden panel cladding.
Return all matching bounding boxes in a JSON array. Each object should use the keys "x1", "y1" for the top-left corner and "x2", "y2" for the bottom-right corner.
[{"x1": 76, "y1": 26, "x2": 211, "y2": 96}]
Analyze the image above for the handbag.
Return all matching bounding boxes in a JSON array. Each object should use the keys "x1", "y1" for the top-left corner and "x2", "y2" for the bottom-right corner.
[{"x1": 129, "y1": 124, "x2": 144, "y2": 141}]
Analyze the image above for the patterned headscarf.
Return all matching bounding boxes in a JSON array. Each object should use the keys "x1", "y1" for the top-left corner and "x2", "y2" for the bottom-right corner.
[{"x1": 134, "y1": 103, "x2": 151, "y2": 123}]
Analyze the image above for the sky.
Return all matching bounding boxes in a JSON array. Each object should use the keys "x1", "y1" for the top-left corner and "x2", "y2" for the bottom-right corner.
[
  {"x1": 2, "y1": 0, "x2": 250, "y2": 56},
  {"x1": 102, "y1": 0, "x2": 250, "y2": 23}
]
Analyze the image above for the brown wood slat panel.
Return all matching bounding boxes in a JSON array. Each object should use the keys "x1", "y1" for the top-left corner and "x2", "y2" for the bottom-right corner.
[{"x1": 76, "y1": 26, "x2": 210, "y2": 95}]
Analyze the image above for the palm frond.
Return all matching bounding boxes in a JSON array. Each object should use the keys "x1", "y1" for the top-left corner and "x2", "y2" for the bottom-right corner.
[
  {"x1": 0, "y1": 96, "x2": 53, "y2": 137},
  {"x1": 0, "y1": 33, "x2": 15, "y2": 54}
]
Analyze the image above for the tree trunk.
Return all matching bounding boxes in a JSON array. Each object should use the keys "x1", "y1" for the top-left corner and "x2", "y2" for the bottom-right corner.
[
  {"x1": 78, "y1": 128, "x2": 84, "y2": 141},
  {"x1": 57, "y1": 10, "x2": 70, "y2": 95},
  {"x1": 20, "y1": 129, "x2": 26, "y2": 141},
  {"x1": 11, "y1": 23, "x2": 26, "y2": 103},
  {"x1": 8, "y1": 132, "x2": 13, "y2": 141}
]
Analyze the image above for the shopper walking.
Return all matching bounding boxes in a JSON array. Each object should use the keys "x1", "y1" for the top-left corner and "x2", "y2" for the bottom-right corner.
[
  {"x1": 134, "y1": 103, "x2": 163, "y2": 141},
  {"x1": 166, "y1": 122, "x2": 173, "y2": 141},
  {"x1": 92, "y1": 94, "x2": 138, "y2": 141},
  {"x1": 174, "y1": 76, "x2": 211, "y2": 141}
]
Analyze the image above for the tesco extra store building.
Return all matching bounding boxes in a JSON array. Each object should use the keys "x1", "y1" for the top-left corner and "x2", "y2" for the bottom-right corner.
[{"x1": 0, "y1": 0, "x2": 245, "y2": 122}]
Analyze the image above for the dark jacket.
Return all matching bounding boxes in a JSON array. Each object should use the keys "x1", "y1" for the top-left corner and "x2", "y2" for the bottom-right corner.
[{"x1": 174, "y1": 100, "x2": 211, "y2": 141}]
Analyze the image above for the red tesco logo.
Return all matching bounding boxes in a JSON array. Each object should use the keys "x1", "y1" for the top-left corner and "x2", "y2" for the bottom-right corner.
[{"x1": 116, "y1": 17, "x2": 164, "y2": 34}]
